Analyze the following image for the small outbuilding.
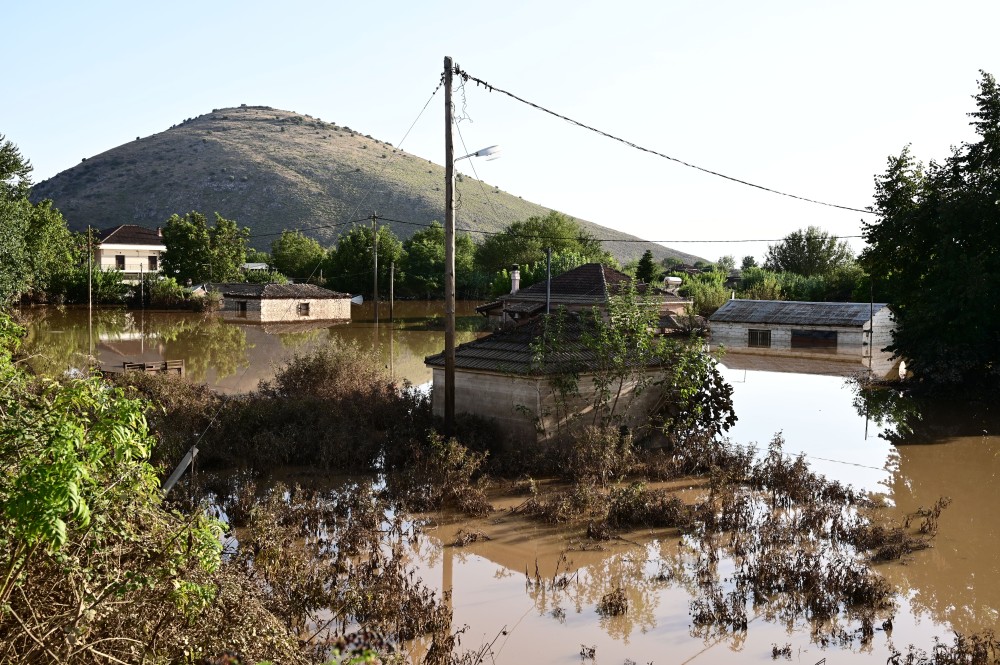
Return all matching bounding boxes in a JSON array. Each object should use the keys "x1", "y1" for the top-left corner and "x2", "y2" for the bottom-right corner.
[
  {"x1": 708, "y1": 300, "x2": 896, "y2": 374},
  {"x1": 216, "y1": 283, "x2": 352, "y2": 323}
]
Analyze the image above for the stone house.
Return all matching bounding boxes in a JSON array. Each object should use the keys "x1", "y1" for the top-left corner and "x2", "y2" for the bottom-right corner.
[
  {"x1": 425, "y1": 315, "x2": 668, "y2": 445},
  {"x1": 216, "y1": 283, "x2": 352, "y2": 323},
  {"x1": 708, "y1": 300, "x2": 897, "y2": 375},
  {"x1": 95, "y1": 225, "x2": 166, "y2": 281}
]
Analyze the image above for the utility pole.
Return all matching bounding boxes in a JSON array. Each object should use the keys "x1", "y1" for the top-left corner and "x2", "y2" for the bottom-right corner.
[
  {"x1": 372, "y1": 213, "x2": 379, "y2": 326},
  {"x1": 389, "y1": 261, "x2": 395, "y2": 324},
  {"x1": 546, "y1": 247, "x2": 552, "y2": 316},
  {"x1": 87, "y1": 227, "x2": 93, "y2": 357},
  {"x1": 444, "y1": 56, "x2": 457, "y2": 434}
]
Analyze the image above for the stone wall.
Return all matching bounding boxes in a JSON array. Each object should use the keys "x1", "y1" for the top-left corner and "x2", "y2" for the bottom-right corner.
[{"x1": 221, "y1": 297, "x2": 350, "y2": 323}]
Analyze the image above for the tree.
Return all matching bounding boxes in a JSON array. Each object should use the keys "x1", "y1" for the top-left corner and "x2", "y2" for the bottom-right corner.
[
  {"x1": 400, "y1": 221, "x2": 474, "y2": 298},
  {"x1": 474, "y1": 211, "x2": 613, "y2": 274},
  {"x1": 716, "y1": 255, "x2": 737, "y2": 274},
  {"x1": 635, "y1": 250, "x2": 661, "y2": 284},
  {"x1": 861, "y1": 71, "x2": 1000, "y2": 390},
  {"x1": 161, "y1": 211, "x2": 249, "y2": 283},
  {"x1": 740, "y1": 255, "x2": 758, "y2": 271},
  {"x1": 270, "y1": 230, "x2": 326, "y2": 279},
  {"x1": 323, "y1": 223, "x2": 403, "y2": 297},
  {"x1": 763, "y1": 226, "x2": 854, "y2": 277}
]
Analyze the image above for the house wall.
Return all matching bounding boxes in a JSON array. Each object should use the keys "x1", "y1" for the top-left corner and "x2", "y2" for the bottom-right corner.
[
  {"x1": 710, "y1": 322, "x2": 863, "y2": 358},
  {"x1": 865, "y1": 307, "x2": 898, "y2": 376},
  {"x1": 221, "y1": 296, "x2": 351, "y2": 323},
  {"x1": 96, "y1": 246, "x2": 164, "y2": 278},
  {"x1": 431, "y1": 367, "x2": 667, "y2": 446}
]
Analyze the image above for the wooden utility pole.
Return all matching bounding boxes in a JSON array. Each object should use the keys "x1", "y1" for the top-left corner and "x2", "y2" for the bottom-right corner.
[
  {"x1": 389, "y1": 261, "x2": 395, "y2": 323},
  {"x1": 87, "y1": 227, "x2": 93, "y2": 357},
  {"x1": 444, "y1": 56, "x2": 456, "y2": 434},
  {"x1": 372, "y1": 213, "x2": 379, "y2": 326}
]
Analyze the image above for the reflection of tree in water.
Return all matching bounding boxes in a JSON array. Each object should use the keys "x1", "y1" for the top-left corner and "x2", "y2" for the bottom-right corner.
[
  {"x1": 850, "y1": 379, "x2": 999, "y2": 444},
  {"x1": 158, "y1": 316, "x2": 250, "y2": 381},
  {"x1": 21, "y1": 308, "x2": 133, "y2": 375}
]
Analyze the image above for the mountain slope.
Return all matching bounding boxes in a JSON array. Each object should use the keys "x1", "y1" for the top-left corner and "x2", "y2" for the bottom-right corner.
[{"x1": 31, "y1": 105, "x2": 702, "y2": 264}]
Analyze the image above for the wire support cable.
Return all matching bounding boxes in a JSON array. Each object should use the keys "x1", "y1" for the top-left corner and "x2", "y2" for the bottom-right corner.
[{"x1": 452, "y1": 65, "x2": 874, "y2": 215}]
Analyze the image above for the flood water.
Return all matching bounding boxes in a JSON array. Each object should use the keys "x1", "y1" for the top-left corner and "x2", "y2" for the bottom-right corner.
[
  {"x1": 19, "y1": 301, "x2": 483, "y2": 392},
  {"x1": 20, "y1": 308, "x2": 1000, "y2": 662}
]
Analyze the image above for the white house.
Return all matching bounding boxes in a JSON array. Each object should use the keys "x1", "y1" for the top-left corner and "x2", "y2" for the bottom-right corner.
[
  {"x1": 95, "y1": 225, "x2": 166, "y2": 281},
  {"x1": 708, "y1": 300, "x2": 897, "y2": 376}
]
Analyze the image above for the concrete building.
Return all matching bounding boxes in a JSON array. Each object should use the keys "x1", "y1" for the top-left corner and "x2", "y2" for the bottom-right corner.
[
  {"x1": 216, "y1": 283, "x2": 352, "y2": 323},
  {"x1": 425, "y1": 315, "x2": 667, "y2": 446},
  {"x1": 95, "y1": 225, "x2": 166, "y2": 281},
  {"x1": 708, "y1": 300, "x2": 897, "y2": 375}
]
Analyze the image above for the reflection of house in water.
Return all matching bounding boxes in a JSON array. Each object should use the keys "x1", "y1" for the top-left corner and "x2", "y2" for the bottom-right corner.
[
  {"x1": 709, "y1": 300, "x2": 898, "y2": 377},
  {"x1": 216, "y1": 283, "x2": 353, "y2": 323}
]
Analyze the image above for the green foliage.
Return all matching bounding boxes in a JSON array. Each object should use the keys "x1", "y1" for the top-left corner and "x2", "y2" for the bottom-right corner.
[
  {"x1": 161, "y1": 211, "x2": 250, "y2": 283},
  {"x1": 323, "y1": 223, "x2": 402, "y2": 297},
  {"x1": 764, "y1": 226, "x2": 855, "y2": 277},
  {"x1": 679, "y1": 270, "x2": 728, "y2": 316},
  {"x1": 740, "y1": 255, "x2": 758, "y2": 271},
  {"x1": 737, "y1": 266, "x2": 783, "y2": 300},
  {"x1": 716, "y1": 255, "x2": 737, "y2": 274},
  {"x1": 244, "y1": 268, "x2": 289, "y2": 284},
  {"x1": 473, "y1": 211, "x2": 614, "y2": 274},
  {"x1": 862, "y1": 72, "x2": 1000, "y2": 389},
  {"x1": 635, "y1": 249, "x2": 662, "y2": 283},
  {"x1": 399, "y1": 221, "x2": 475, "y2": 298},
  {"x1": 270, "y1": 229, "x2": 326, "y2": 279}
]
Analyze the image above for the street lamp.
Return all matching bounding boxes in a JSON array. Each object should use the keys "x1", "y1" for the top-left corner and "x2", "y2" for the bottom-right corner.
[{"x1": 444, "y1": 56, "x2": 501, "y2": 434}]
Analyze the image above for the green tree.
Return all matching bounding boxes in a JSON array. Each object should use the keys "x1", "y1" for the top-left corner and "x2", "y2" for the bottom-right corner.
[
  {"x1": 635, "y1": 250, "x2": 661, "y2": 283},
  {"x1": 399, "y1": 221, "x2": 475, "y2": 298},
  {"x1": 763, "y1": 226, "x2": 855, "y2": 277},
  {"x1": 270, "y1": 230, "x2": 326, "y2": 279},
  {"x1": 474, "y1": 211, "x2": 613, "y2": 274},
  {"x1": 161, "y1": 211, "x2": 249, "y2": 283},
  {"x1": 861, "y1": 71, "x2": 1000, "y2": 389},
  {"x1": 323, "y1": 223, "x2": 403, "y2": 297},
  {"x1": 716, "y1": 255, "x2": 737, "y2": 274},
  {"x1": 0, "y1": 137, "x2": 34, "y2": 303},
  {"x1": 740, "y1": 255, "x2": 758, "y2": 271}
]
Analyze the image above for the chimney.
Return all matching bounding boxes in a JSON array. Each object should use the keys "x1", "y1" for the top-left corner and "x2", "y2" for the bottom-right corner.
[
  {"x1": 156, "y1": 226, "x2": 162, "y2": 237},
  {"x1": 510, "y1": 264, "x2": 520, "y2": 294}
]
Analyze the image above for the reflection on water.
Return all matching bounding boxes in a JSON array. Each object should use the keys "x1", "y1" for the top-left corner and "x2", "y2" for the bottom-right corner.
[{"x1": 20, "y1": 301, "x2": 484, "y2": 391}]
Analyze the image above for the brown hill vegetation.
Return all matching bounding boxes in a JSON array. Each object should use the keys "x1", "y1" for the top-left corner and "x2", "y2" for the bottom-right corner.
[{"x1": 31, "y1": 105, "x2": 701, "y2": 264}]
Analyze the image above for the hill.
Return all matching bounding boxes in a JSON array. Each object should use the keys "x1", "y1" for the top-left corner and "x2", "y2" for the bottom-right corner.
[{"x1": 31, "y1": 105, "x2": 702, "y2": 265}]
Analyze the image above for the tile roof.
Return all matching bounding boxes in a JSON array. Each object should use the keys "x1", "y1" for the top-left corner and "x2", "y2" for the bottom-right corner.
[
  {"x1": 97, "y1": 224, "x2": 164, "y2": 245},
  {"x1": 709, "y1": 300, "x2": 890, "y2": 327},
  {"x1": 426, "y1": 313, "x2": 668, "y2": 376},
  {"x1": 512, "y1": 263, "x2": 634, "y2": 302},
  {"x1": 213, "y1": 283, "x2": 352, "y2": 299}
]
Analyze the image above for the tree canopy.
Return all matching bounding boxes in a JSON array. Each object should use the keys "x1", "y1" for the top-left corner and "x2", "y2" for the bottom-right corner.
[
  {"x1": 764, "y1": 226, "x2": 855, "y2": 277},
  {"x1": 270, "y1": 230, "x2": 326, "y2": 279},
  {"x1": 399, "y1": 221, "x2": 475, "y2": 298},
  {"x1": 473, "y1": 211, "x2": 613, "y2": 274},
  {"x1": 323, "y1": 223, "x2": 403, "y2": 297},
  {"x1": 160, "y1": 211, "x2": 249, "y2": 283},
  {"x1": 861, "y1": 71, "x2": 1000, "y2": 390}
]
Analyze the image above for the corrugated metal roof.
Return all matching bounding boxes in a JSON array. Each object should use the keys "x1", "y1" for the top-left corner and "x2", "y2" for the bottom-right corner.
[
  {"x1": 709, "y1": 300, "x2": 889, "y2": 327},
  {"x1": 214, "y1": 283, "x2": 351, "y2": 299}
]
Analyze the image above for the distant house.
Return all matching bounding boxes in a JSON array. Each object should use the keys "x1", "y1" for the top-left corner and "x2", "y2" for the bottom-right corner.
[
  {"x1": 215, "y1": 283, "x2": 352, "y2": 323},
  {"x1": 95, "y1": 225, "x2": 165, "y2": 281},
  {"x1": 425, "y1": 315, "x2": 667, "y2": 445},
  {"x1": 708, "y1": 300, "x2": 897, "y2": 375},
  {"x1": 477, "y1": 263, "x2": 691, "y2": 328}
]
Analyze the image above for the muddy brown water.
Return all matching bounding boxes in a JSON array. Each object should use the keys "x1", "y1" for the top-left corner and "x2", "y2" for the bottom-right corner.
[{"x1": 20, "y1": 308, "x2": 1000, "y2": 662}]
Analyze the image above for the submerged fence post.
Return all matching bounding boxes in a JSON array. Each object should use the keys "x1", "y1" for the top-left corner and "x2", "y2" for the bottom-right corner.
[{"x1": 162, "y1": 444, "x2": 199, "y2": 495}]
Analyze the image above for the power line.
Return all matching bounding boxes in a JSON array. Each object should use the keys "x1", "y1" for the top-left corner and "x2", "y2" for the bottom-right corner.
[{"x1": 452, "y1": 65, "x2": 874, "y2": 215}]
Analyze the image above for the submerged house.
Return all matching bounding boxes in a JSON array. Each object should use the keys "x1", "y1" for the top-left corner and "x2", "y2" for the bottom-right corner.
[
  {"x1": 95, "y1": 224, "x2": 166, "y2": 281},
  {"x1": 708, "y1": 300, "x2": 896, "y2": 374},
  {"x1": 425, "y1": 315, "x2": 668, "y2": 445},
  {"x1": 476, "y1": 263, "x2": 691, "y2": 328},
  {"x1": 216, "y1": 283, "x2": 352, "y2": 323}
]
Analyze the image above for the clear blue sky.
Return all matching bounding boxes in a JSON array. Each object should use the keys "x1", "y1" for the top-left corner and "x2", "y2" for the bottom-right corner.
[{"x1": 4, "y1": 0, "x2": 999, "y2": 262}]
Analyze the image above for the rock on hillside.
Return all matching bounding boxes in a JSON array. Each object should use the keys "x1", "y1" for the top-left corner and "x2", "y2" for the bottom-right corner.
[{"x1": 31, "y1": 105, "x2": 702, "y2": 264}]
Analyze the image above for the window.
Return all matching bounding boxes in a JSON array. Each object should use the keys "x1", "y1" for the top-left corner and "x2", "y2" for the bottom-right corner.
[
  {"x1": 236, "y1": 301, "x2": 247, "y2": 318},
  {"x1": 791, "y1": 329, "x2": 838, "y2": 350},
  {"x1": 115, "y1": 255, "x2": 125, "y2": 270},
  {"x1": 748, "y1": 329, "x2": 771, "y2": 348},
  {"x1": 297, "y1": 302, "x2": 310, "y2": 317},
  {"x1": 148, "y1": 255, "x2": 158, "y2": 271}
]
